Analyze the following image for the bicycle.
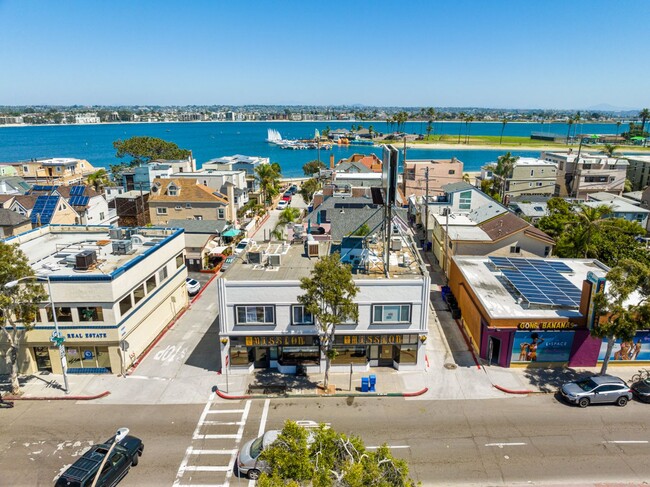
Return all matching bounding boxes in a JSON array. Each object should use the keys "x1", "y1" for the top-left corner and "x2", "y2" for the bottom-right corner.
[{"x1": 630, "y1": 369, "x2": 650, "y2": 383}]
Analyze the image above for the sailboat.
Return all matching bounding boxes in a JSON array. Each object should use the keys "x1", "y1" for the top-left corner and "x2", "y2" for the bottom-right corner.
[{"x1": 266, "y1": 128, "x2": 283, "y2": 144}]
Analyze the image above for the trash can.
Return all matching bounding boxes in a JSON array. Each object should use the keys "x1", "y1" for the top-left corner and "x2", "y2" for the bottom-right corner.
[
  {"x1": 369, "y1": 374, "x2": 376, "y2": 392},
  {"x1": 361, "y1": 377, "x2": 369, "y2": 393}
]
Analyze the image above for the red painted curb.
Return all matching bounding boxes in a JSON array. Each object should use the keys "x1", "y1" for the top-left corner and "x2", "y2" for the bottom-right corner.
[
  {"x1": 493, "y1": 384, "x2": 532, "y2": 395},
  {"x1": 425, "y1": 354, "x2": 430, "y2": 368},
  {"x1": 191, "y1": 272, "x2": 218, "y2": 303},
  {"x1": 402, "y1": 387, "x2": 429, "y2": 397},
  {"x1": 6, "y1": 391, "x2": 111, "y2": 401},
  {"x1": 214, "y1": 387, "x2": 251, "y2": 400}
]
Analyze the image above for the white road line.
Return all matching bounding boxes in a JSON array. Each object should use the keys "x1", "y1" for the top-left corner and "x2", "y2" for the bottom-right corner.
[
  {"x1": 182, "y1": 466, "x2": 231, "y2": 472},
  {"x1": 605, "y1": 440, "x2": 649, "y2": 444},
  {"x1": 175, "y1": 484, "x2": 226, "y2": 487},
  {"x1": 366, "y1": 445, "x2": 411, "y2": 450},
  {"x1": 194, "y1": 434, "x2": 241, "y2": 440},
  {"x1": 201, "y1": 421, "x2": 244, "y2": 426},
  {"x1": 224, "y1": 400, "x2": 251, "y2": 484},
  {"x1": 247, "y1": 399, "x2": 271, "y2": 487},
  {"x1": 485, "y1": 442, "x2": 527, "y2": 448},
  {"x1": 187, "y1": 449, "x2": 238, "y2": 455},
  {"x1": 206, "y1": 409, "x2": 245, "y2": 414}
]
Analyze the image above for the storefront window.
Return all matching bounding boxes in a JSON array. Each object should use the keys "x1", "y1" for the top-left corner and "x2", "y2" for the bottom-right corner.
[
  {"x1": 278, "y1": 346, "x2": 320, "y2": 365},
  {"x1": 96, "y1": 347, "x2": 111, "y2": 369},
  {"x1": 230, "y1": 345, "x2": 250, "y2": 366},
  {"x1": 78, "y1": 306, "x2": 104, "y2": 322},
  {"x1": 66, "y1": 347, "x2": 82, "y2": 368},
  {"x1": 332, "y1": 346, "x2": 367, "y2": 364},
  {"x1": 291, "y1": 305, "x2": 313, "y2": 325},
  {"x1": 398, "y1": 346, "x2": 417, "y2": 364}
]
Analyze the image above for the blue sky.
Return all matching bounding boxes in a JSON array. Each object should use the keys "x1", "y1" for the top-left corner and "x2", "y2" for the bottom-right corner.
[{"x1": 1, "y1": 0, "x2": 648, "y2": 109}]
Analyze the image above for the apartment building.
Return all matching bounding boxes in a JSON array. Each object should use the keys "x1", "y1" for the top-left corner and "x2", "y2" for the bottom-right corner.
[
  {"x1": 0, "y1": 225, "x2": 188, "y2": 375},
  {"x1": 478, "y1": 158, "x2": 557, "y2": 201},
  {"x1": 402, "y1": 158, "x2": 464, "y2": 198},
  {"x1": 171, "y1": 170, "x2": 249, "y2": 209},
  {"x1": 7, "y1": 158, "x2": 97, "y2": 185},
  {"x1": 541, "y1": 151, "x2": 628, "y2": 198},
  {"x1": 624, "y1": 155, "x2": 650, "y2": 191}
]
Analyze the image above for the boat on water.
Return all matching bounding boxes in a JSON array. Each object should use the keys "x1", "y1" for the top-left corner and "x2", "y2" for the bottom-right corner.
[
  {"x1": 267, "y1": 127, "x2": 332, "y2": 150},
  {"x1": 266, "y1": 128, "x2": 283, "y2": 144}
]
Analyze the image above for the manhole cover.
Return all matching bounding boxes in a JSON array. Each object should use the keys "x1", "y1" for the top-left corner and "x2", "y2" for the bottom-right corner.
[{"x1": 444, "y1": 363, "x2": 458, "y2": 370}]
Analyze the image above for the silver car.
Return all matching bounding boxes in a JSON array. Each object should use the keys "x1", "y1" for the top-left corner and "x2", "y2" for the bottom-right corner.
[
  {"x1": 237, "y1": 430, "x2": 279, "y2": 480},
  {"x1": 560, "y1": 375, "x2": 632, "y2": 408}
]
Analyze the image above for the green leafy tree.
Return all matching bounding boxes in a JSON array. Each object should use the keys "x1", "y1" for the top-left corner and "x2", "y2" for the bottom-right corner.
[
  {"x1": 299, "y1": 254, "x2": 359, "y2": 389},
  {"x1": 602, "y1": 144, "x2": 617, "y2": 157},
  {"x1": 272, "y1": 207, "x2": 301, "y2": 240},
  {"x1": 368, "y1": 125, "x2": 374, "y2": 139},
  {"x1": 303, "y1": 160, "x2": 326, "y2": 177},
  {"x1": 0, "y1": 243, "x2": 47, "y2": 394},
  {"x1": 349, "y1": 223, "x2": 371, "y2": 237},
  {"x1": 86, "y1": 169, "x2": 112, "y2": 191},
  {"x1": 299, "y1": 178, "x2": 321, "y2": 204},
  {"x1": 639, "y1": 108, "x2": 650, "y2": 134},
  {"x1": 113, "y1": 136, "x2": 191, "y2": 166},
  {"x1": 592, "y1": 259, "x2": 650, "y2": 375},
  {"x1": 494, "y1": 152, "x2": 519, "y2": 201},
  {"x1": 258, "y1": 421, "x2": 417, "y2": 487}
]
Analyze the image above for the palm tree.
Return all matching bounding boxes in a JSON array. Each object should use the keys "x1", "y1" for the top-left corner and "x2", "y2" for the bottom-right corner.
[
  {"x1": 640, "y1": 108, "x2": 650, "y2": 134},
  {"x1": 572, "y1": 204, "x2": 612, "y2": 258},
  {"x1": 602, "y1": 144, "x2": 617, "y2": 157},
  {"x1": 499, "y1": 118, "x2": 508, "y2": 144},
  {"x1": 566, "y1": 118, "x2": 574, "y2": 144},
  {"x1": 465, "y1": 115, "x2": 475, "y2": 144},
  {"x1": 494, "y1": 152, "x2": 519, "y2": 201},
  {"x1": 368, "y1": 125, "x2": 374, "y2": 139},
  {"x1": 615, "y1": 121, "x2": 622, "y2": 139},
  {"x1": 255, "y1": 163, "x2": 281, "y2": 205},
  {"x1": 573, "y1": 112, "x2": 581, "y2": 139},
  {"x1": 86, "y1": 169, "x2": 111, "y2": 191},
  {"x1": 272, "y1": 207, "x2": 301, "y2": 240},
  {"x1": 457, "y1": 112, "x2": 466, "y2": 144}
]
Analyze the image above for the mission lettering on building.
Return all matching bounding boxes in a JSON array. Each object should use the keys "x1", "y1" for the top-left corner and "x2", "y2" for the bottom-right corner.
[
  {"x1": 517, "y1": 322, "x2": 576, "y2": 330},
  {"x1": 244, "y1": 336, "x2": 315, "y2": 346}
]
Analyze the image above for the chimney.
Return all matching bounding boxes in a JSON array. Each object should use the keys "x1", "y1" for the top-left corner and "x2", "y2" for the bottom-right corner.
[{"x1": 330, "y1": 153, "x2": 335, "y2": 169}]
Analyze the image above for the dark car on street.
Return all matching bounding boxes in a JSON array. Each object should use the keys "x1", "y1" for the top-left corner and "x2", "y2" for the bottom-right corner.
[
  {"x1": 55, "y1": 435, "x2": 144, "y2": 487},
  {"x1": 560, "y1": 375, "x2": 632, "y2": 408},
  {"x1": 631, "y1": 379, "x2": 650, "y2": 403}
]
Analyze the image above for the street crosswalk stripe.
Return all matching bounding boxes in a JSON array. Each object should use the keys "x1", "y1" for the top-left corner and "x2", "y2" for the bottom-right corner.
[
  {"x1": 187, "y1": 449, "x2": 238, "y2": 455},
  {"x1": 206, "y1": 409, "x2": 245, "y2": 414},
  {"x1": 201, "y1": 421, "x2": 244, "y2": 426},
  {"x1": 182, "y1": 466, "x2": 230, "y2": 472},
  {"x1": 194, "y1": 434, "x2": 241, "y2": 440}
]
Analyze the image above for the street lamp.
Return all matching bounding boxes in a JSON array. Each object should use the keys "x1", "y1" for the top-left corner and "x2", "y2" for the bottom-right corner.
[
  {"x1": 91, "y1": 427, "x2": 129, "y2": 487},
  {"x1": 5, "y1": 275, "x2": 69, "y2": 394}
]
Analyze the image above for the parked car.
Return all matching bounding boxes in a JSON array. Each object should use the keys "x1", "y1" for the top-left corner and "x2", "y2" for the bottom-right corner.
[
  {"x1": 289, "y1": 184, "x2": 298, "y2": 194},
  {"x1": 276, "y1": 200, "x2": 288, "y2": 210},
  {"x1": 559, "y1": 375, "x2": 632, "y2": 407},
  {"x1": 631, "y1": 379, "x2": 650, "y2": 403},
  {"x1": 281, "y1": 193, "x2": 292, "y2": 202},
  {"x1": 185, "y1": 278, "x2": 201, "y2": 296},
  {"x1": 220, "y1": 256, "x2": 235, "y2": 273},
  {"x1": 55, "y1": 434, "x2": 144, "y2": 487},
  {"x1": 234, "y1": 239, "x2": 253, "y2": 255},
  {"x1": 237, "y1": 430, "x2": 280, "y2": 479}
]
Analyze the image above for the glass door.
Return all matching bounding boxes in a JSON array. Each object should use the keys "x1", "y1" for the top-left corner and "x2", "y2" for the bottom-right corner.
[
  {"x1": 253, "y1": 348, "x2": 269, "y2": 368},
  {"x1": 33, "y1": 347, "x2": 52, "y2": 372},
  {"x1": 378, "y1": 345, "x2": 395, "y2": 366}
]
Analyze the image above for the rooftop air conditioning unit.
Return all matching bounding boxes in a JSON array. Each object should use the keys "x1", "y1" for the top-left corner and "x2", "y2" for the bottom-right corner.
[
  {"x1": 247, "y1": 251, "x2": 264, "y2": 265},
  {"x1": 112, "y1": 239, "x2": 133, "y2": 255},
  {"x1": 75, "y1": 250, "x2": 97, "y2": 270},
  {"x1": 391, "y1": 237, "x2": 402, "y2": 251},
  {"x1": 268, "y1": 254, "x2": 282, "y2": 267},
  {"x1": 307, "y1": 241, "x2": 319, "y2": 257},
  {"x1": 109, "y1": 228, "x2": 123, "y2": 240}
]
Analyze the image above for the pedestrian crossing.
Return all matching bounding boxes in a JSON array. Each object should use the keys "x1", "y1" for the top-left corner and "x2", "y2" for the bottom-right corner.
[{"x1": 173, "y1": 393, "x2": 253, "y2": 487}]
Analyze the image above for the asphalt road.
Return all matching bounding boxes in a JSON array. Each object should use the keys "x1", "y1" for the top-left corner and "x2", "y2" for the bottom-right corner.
[{"x1": 2, "y1": 395, "x2": 650, "y2": 486}]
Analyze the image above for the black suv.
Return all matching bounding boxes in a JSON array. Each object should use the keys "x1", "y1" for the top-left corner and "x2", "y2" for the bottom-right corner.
[{"x1": 55, "y1": 435, "x2": 144, "y2": 487}]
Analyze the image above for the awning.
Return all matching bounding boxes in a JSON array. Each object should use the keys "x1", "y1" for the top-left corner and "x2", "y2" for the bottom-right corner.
[{"x1": 222, "y1": 228, "x2": 241, "y2": 237}]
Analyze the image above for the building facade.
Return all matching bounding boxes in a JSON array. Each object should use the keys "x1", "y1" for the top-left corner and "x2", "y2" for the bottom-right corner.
[
  {"x1": 402, "y1": 158, "x2": 464, "y2": 198},
  {"x1": 0, "y1": 225, "x2": 188, "y2": 376}
]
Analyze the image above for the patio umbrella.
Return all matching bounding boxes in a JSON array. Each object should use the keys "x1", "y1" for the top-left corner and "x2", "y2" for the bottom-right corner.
[
  {"x1": 316, "y1": 211, "x2": 322, "y2": 225},
  {"x1": 222, "y1": 228, "x2": 241, "y2": 237},
  {"x1": 590, "y1": 134, "x2": 599, "y2": 139},
  {"x1": 631, "y1": 136, "x2": 645, "y2": 141}
]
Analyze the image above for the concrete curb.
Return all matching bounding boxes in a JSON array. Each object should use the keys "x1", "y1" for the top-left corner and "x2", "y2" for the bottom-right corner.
[
  {"x1": 5, "y1": 391, "x2": 111, "y2": 401},
  {"x1": 190, "y1": 272, "x2": 219, "y2": 304},
  {"x1": 492, "y1": 384, "x2": 533, "y2": 395},
  {"x1": 213, "y1": 386, "x2": 428, "y2": 400}
]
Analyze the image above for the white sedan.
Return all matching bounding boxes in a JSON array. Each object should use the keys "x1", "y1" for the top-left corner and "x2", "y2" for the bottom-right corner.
[
  {"x1": 185, "y1": 278, "x2": 201, "y2": 296},
  {"x1": 276, "y1": 200, "x2": 288, "y2": 210}
]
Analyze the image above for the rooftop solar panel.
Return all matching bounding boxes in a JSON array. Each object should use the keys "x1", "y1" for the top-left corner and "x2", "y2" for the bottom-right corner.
[
  {"x1": 70, "y1": 195, "x2": 90, "y2": 206},
  {"x1": 500, "y1": 266, "x2": 581, "y2": 308},
  {"x1": 30, "y1": 195, "x2": 59, "y2": 224},
  {"x1": 70, "y1": 185, "x2": 86, "y2": 196}
]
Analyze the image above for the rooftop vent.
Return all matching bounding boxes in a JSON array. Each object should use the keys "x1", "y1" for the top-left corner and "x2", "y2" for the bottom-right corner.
[
  {"x1": 268, "y1": 254, "x2": 282, "y2": 267},
  {"x1": 75, "y1": 250, "x2": 97, "y2": 271},
  {"x1": 247, "y1": 251, "x2": 264, "y2": 265},
  {"x1": 112, "y1": 239, "x2": 133, "y2": 255}
]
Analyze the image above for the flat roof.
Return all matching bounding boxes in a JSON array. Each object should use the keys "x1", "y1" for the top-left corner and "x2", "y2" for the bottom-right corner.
[
  {"x1": 453, "y1": 256, "x2": 608, "y2": 320},
  {"x1": 514, "y1": 157, "x2": 557, "y2": 167},
  {"x1": 6, "y1": 225, "x2": 181, "y2": 280}
]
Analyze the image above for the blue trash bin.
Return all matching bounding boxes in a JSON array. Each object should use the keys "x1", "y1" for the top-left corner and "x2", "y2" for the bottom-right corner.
[
  {"x1": 369, "y1": 374, "x2": 376, "y2": 392},
  {"x1": 361, "y1": 377, "x2": 369, "y2": 393}
]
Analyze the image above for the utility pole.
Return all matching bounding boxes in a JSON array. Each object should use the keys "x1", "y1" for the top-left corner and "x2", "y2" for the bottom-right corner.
[{"x1": 444, "y1": 207, "x2": 450, "y2": 281}]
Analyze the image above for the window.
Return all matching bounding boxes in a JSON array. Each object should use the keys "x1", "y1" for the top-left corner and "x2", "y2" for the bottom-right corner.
[
  {"x1": 218, "y1": 208, "x2": 225, "y2": 219},
  {"x1": 398, "y1": 346, "x2": 417, "y2": 364},
  {"x1": 510, "y1": 245, "x2": 521, "y2": 254},
  {"x1": 156, "y1": 207, "x2": 167, "y2": 215},
  {"x1": 119, "y1": 296, "x2": 132, "y2": 316},
  {"x1": 176, "y1": 253, "x2": 184, "y2": 268},
  {"x1": 235, "y1": 305, "x2": 275, "y2": 325},
  {"x1": 530, "y1": 170, "x2": 534, "y2": 177},
  {"x1": 332, "y1": 346, "x2": 367, "y2": 364},
  {"x1": 78, "y1": 306, "x2": 104, "y2": 322},
  {"x1": 100, "y1": 212, "x2": 105, "y2": 220},
  {"x1": 167, "y1": 185, "x2": 178, "y2": 196},
  {"x1": 458, "y1": 190, "x2": 472, "y2": 210},
  {"x1": 146, "y1": 275, "x2": 157, "y2": 293},
  {"x1": 405, "y1": 168, "x2": 415, "y2": 180},
  {"x1": 544, "y1": 246, "x2": 551, "y2": 257},
  {"x1": 292, "y1": 305, "x2": 313, "y2": 325},
  {"x1": 22, "y1": 165, "x2": 28, "y2": 172},
  {"x1": 194, "y1": 215, "x2": 203, "y2": 220},
  {"x1": 47, "y1": 307, "x2": 73, "y2": 322},
  {"x1": 185, "y1": 203, "x2": 192, "y2": 209},
  {"x1": 372, "y1": 304, "x2": 411, "y2": 324},
  {"x1": 448, "y1": 169, "x2": 456, "y2": 175},
  {"x1": 230, "y1": 345, "x2": 250, "y2": 366},
  {"x1": 159, "y1": 266, "x2": 168, "y2": 282},
  {"x1": 133, "y1": 284, "x2": 145, "y2": 304},
  {"x1": 175, "y1": 205, "x2": 182, "y2": 210}
]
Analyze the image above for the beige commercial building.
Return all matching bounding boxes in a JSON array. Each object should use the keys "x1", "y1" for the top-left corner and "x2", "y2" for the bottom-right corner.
[{"x1": 0, "y1": 225, "x2": 188, "y2": 376}]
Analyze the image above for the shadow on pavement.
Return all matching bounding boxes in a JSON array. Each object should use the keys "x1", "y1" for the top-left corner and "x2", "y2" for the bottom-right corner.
[
  {"x1": 251, "y1": 369, "x2": 321, "y2": 394},
  {"x1": 522, "y1": 366, "x2": 594, "y2": 393},
  {"x1": 185, "y1": 314, "x2": 222, "y2": 372}
]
